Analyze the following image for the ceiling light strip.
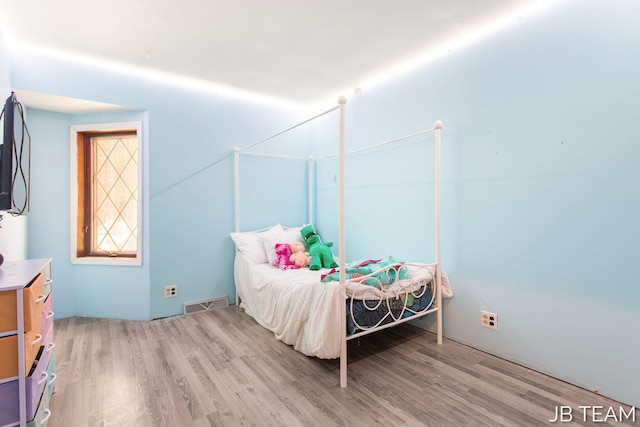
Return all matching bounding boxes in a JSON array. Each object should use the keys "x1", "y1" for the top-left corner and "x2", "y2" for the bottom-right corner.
[
  {"x1": 8, "y1": 41, "x2": 301, "y2": 110},
  {"x1": 358, "y1": 0, "x2": 573, "y2": 91}
]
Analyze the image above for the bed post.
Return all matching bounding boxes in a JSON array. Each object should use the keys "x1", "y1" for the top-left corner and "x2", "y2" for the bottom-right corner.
[
  {"x1": 308, "y1": 155, "x2": 314, "y2": 225},
  {"x1": 234, "y1": 146, "x2": 240, "y2": 306},
  {"x1": 434, "y1": 121, "x2": 443, "y2": 345},
  {"x1": 338, "y1": 95, "x2": 348, "y2": 387}
]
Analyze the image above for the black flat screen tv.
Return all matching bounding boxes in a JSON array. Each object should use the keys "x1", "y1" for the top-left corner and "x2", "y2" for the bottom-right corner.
[
  {"x1": 0, "y1": 92, "x2": 15, "y2": 211},
  {"x1": 0, "y1": 92, "x2": 30, "y2": 214}
]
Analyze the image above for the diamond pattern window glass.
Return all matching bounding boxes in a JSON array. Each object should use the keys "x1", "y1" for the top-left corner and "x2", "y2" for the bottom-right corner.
[{"x1": 91, "y1": 134, "x2": 138, "y2": 255}]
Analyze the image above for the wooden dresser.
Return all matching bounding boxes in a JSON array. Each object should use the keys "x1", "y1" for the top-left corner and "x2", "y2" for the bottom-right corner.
[{"x1": 0, "y1": 259, "x2": 55, "y2": 427}]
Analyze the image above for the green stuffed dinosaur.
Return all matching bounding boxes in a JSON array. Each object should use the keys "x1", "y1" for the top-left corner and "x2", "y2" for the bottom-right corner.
[{"x1": 300, "y1": 224, "x2": 339, "y2": 271}]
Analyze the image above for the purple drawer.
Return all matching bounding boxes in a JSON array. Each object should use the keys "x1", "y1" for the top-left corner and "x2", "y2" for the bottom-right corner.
[
  {"x1": 0, "y1": 325, "x2": 54, "y2": 425},
  {"x1": 0, "y1": 353, "x2": 49, "y2": 425}
]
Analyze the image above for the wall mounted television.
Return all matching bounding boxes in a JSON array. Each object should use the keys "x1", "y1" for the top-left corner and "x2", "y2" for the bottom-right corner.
[{"x1": 0, "y1": 92, "x2": 31, "y2": 214}]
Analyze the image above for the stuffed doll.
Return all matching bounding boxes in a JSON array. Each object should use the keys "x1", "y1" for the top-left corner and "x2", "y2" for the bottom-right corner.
[
  {"x1": 271, "y1": 243, "x2": 300, "y2": 270},
  {"x1": 289, "y1": 241, "x2": 311, "y2": 268},
  {"x1": 300, "y1": 224, "x2": 339, "y2": 270}
]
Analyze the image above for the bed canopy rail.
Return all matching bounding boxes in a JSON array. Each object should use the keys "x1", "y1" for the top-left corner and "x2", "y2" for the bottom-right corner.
[
  {"x1": 233, "y1": 96, "x2": 444, "y2": 388},
  {"x1": 237, "y1": 105, "x2": 340, "y2": 152},
  {"x1": 313, "y1": 122, "x2": 441, "y2": 160}
]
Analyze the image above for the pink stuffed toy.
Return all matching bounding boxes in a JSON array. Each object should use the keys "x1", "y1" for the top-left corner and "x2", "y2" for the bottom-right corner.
[
  {"x1": 289, "y1": 241, "x2": 311, "y2": 268},
  {"x1": 272, "y1": 243, "x2": 300, "y2": 270}
]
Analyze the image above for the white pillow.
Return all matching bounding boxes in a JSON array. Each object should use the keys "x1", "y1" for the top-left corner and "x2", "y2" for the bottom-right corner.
[
  {"x1": 230, "y1": 224, "x2": 283, "y2": 264},
  {"x1": 263, "y1": 226, "x2": 304, "y2": 266}
]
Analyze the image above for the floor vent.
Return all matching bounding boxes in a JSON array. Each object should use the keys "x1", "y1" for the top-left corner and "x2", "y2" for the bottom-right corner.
[{"x1": 184, "y1": 296, "x2": 228, "y2": 315}]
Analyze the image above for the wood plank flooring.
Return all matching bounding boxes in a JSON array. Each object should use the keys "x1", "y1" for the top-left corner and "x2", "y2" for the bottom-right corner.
[{"x1": 46, "y1": 307, "x2": 636, "y2": 426}]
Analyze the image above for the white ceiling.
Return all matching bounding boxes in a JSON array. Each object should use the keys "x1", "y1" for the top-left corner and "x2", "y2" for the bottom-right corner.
[{"x1": 0, "y1": 0, "x2": 553, "y2": 110}]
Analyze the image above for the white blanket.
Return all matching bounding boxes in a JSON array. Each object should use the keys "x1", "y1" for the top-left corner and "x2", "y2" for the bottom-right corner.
[{"x1": 234, "y1": 252, "x2": 452, "y2": 359}]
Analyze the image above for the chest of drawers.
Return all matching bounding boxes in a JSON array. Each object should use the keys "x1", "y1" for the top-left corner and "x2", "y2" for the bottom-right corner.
[{"x1": 0, "y1": 259, "x2": 55, "y2": 427}]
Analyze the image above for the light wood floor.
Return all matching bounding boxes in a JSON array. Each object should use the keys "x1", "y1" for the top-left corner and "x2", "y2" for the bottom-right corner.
[{"x1": 46, "y1": 307, "x2": 635, "y2": 427}]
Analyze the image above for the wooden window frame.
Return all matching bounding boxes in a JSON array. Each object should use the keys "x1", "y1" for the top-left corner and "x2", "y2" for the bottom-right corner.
[{"x1": 70, "y1": 122, "x2": 142, "y2": 266}]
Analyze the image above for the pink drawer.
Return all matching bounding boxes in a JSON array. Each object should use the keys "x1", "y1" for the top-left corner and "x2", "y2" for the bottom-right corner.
[
  {"x1": 39, "y1": 326, "x2": 55, "y2": 370},
  {"x1": 40, "y1": 295, "x2": 54, "y2": 339}
]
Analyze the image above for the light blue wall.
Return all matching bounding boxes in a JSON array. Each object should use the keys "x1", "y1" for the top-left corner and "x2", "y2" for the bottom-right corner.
[
  {"x1": 24, "y1": 108, "x2": 151, "y2": 320},
  {"x1": 10, "y1": 49, "x2": 305, "y2": 321},
  {"x1": 313, "y1": 0, "x2": 639, "y2": 407}
]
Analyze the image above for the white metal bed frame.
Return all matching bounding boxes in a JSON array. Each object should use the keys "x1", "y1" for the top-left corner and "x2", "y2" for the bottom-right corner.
[{"x1": 233, "y1": 96, "x2": 443, "y2": 387}]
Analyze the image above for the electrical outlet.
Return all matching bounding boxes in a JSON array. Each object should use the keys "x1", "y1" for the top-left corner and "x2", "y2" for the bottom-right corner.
[
  {"x1": 164, "y1": 285, "x2": 178, "y2": 298},
  {"x1": 481, "y1": 311, "x2": 498, "y2": 330}
]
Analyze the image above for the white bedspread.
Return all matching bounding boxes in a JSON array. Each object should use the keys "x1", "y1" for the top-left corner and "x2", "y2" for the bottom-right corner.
[
  {"x1": 235, "y1": 252, "x2": 342, "y2": 358},
  {"x1": 234, "y1": 252, "x2": 452, "y2": 359}
]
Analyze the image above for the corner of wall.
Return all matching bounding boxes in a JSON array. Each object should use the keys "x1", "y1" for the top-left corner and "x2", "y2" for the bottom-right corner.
[{"x1": 0, "y1": 29, "x2": 11, "y2": 94}]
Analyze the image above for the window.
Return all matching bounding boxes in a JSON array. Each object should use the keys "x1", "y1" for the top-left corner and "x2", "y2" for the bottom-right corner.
[{"x1": 71, "y1": 122, "x2": 142, "y2": 265}]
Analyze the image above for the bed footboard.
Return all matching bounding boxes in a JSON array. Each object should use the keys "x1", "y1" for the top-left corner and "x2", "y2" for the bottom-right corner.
[
  {"x1": 339, "y1": 262, "x2": 443, "y2": 387},
  {"x1": 342, "y1": 262, "x2": 439, "y2": 337}
]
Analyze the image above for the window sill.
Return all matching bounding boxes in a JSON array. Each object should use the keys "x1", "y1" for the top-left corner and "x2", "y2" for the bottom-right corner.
[{"x1": 71, "y1": 256, "x2": 141, "y2": 266}]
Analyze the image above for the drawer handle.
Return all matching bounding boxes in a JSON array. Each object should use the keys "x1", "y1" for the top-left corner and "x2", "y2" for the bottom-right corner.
[
  {"x1": 41, "y1": 409, "x2": 52, "y2": 425},
  {"x1": 35, "y1": 294, "x2": 47, "y2": 303},
  {"x1": 46, "y1": 311, "x2": 55, "y2": 320},
  {"x1": 38, "y1": 371, "x2": 49, "y2": 386},
  {"x1": 48, "y1": 373, "x2": 57, "y2": 387},
  {"x1": 46, "y1": 342, "x2": 56, "y2": 353},
  {"x1": 44, "y1": 279, "x2": 53, "y2": 285},
  {"x1": 31, "y1": 334, "x2": 43, "y2": 346}
]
